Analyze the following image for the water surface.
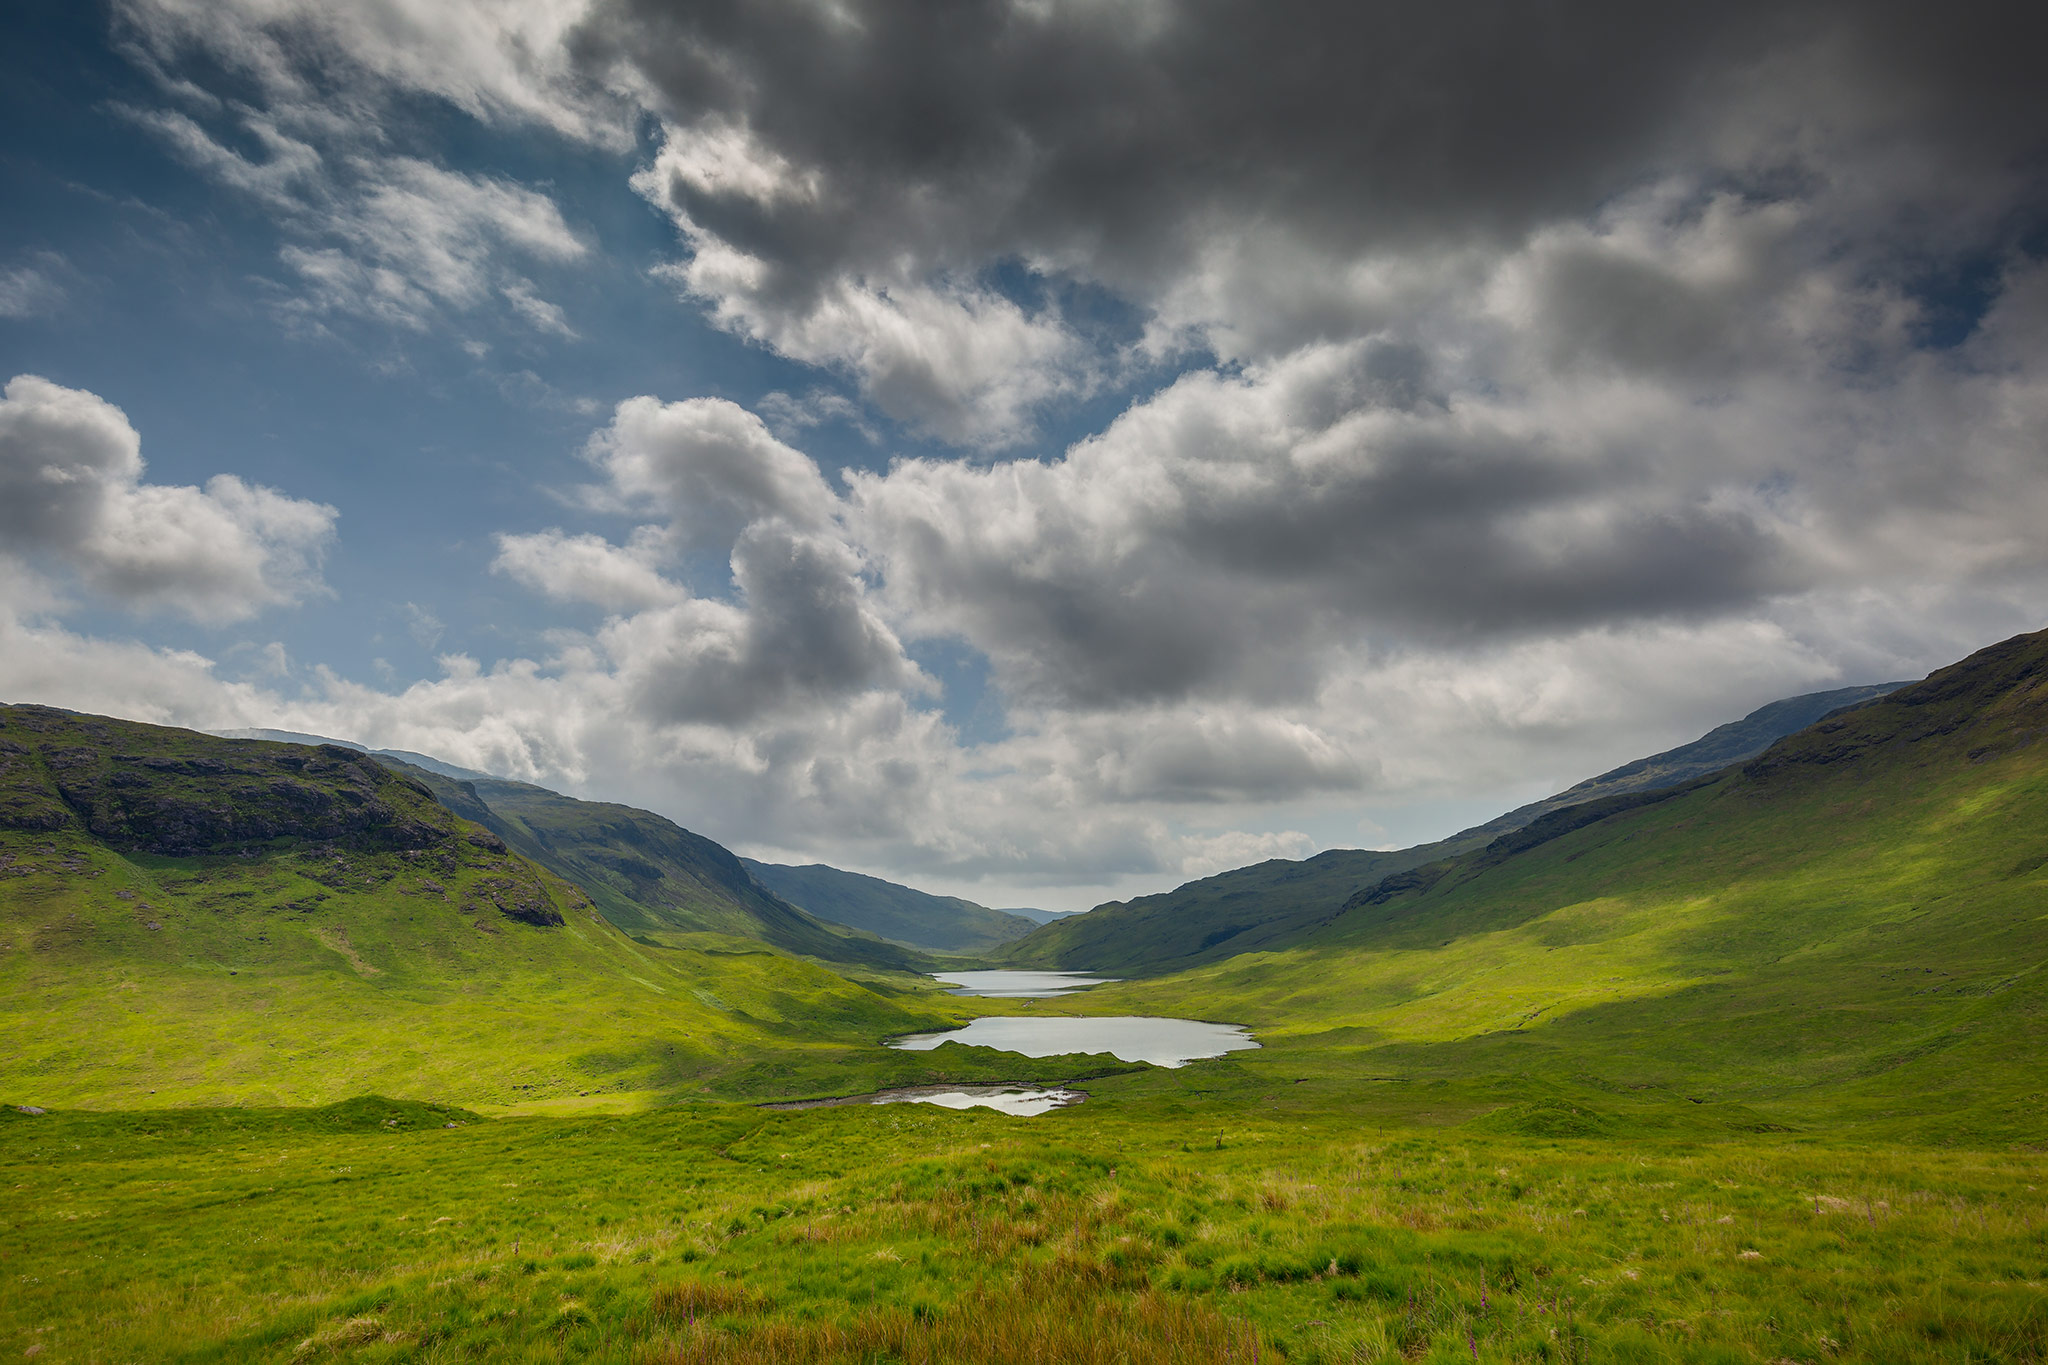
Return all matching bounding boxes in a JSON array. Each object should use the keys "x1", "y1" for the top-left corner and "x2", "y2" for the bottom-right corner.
[
  {"x1": 932, "y1": 969, "x2": 1120, "y2": 998},
  {"x1": 890, "y1": 1015, "x2": 1257, "y2": 1068},
  {"x1": 764, "y1": 1085, "x2": 1083, "y2": 1116}
]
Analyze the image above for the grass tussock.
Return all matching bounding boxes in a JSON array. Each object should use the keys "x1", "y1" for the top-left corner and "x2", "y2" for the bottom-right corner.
[
  {"x1": 639, "y1": 1282, "x2": 1259, "y2": 1364},
  {"x1": 651, "y1": 1280, "x2": 772, "y2": 1320}
]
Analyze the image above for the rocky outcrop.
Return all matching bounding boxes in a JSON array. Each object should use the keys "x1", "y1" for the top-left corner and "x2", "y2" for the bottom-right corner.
[{"x1": 0, "y1": 705, "x2": 461, "y2": 856}]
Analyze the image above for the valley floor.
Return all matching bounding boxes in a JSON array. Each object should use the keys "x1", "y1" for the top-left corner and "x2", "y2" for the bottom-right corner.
[{"x1": 5, "y1": 1093, "x2": 2046, "y2": 1364}]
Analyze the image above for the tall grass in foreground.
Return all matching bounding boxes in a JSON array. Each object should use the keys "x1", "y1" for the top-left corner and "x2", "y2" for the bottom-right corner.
[{"x1": 8, "y1": 1101, "x2": 2048, "y2": 1363}]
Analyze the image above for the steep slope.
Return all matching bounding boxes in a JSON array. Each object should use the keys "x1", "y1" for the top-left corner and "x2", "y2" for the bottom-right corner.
[
  {"x1": 1083, "y1": 628, "x2": 2048, "y2": 1133},
  {"x1": 1000, "y1": 678, "x2": 1909, "y2": 976},
  {"x1": 741, "y1": 860, "x2": 1038, "y2": 953},
  {"x1": 0, "y1": 707, "x2": 954, "y2": 1108},
  {"x1": 1461, "y1": 680, "x2": 1909, "y2": 837},
  {"x1": 387, "y1": 765, "x2": 928, "y2": 971}
]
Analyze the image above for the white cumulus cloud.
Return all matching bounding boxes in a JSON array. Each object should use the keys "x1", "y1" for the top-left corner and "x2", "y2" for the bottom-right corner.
[{"x1": 0, "y1": 375, "x2": 336, "y2": 624}]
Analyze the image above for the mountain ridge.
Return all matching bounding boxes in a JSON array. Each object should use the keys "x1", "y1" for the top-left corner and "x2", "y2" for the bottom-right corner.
[
  {"x1": 741, "y1": 859, "x2": 1040, "y2": 954},
  {"x1": 382, "y1": 764, "x2": 930, "y2": 972},
  {"x1": 998, "y1": 679, "x2": 1916, "y2": 975}
]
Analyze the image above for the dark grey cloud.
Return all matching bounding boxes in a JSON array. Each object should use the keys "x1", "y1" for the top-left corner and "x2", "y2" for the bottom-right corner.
[
  {"x1": 586, "y1": 0, "x2": 2047, "y2": 308},
  {"x1": 605, "y1": 522, "x2": 915, "y2": 727},
  {"x1": 65, "y1": 0, "x2": 2048, "y2": 894}
]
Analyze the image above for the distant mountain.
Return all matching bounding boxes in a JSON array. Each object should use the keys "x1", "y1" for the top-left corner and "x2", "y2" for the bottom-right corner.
[
  {"x1": 0, "y1": 708, "x2": 941, "y2": 1108},
  {"x1": 997, "y1": 843, "x2": 1467, "y2": 975},
  {"x1": 1456, "y1": 681, "x2": 1910, "y2": 839},
  {"x1": 1089, "y1": 628, "x2": 2048, "y2": 1136},
  {"x1": 1001, "y1": 907, "x2": 1073, "y2": 925},
  {"x1": 382, "y1": 764, "x2": 928, "y2": 972},
  {"x1": 213, "y1": 729, "x2": 1071, "y2": 950},
  {"x1": 1000, "y1": 678, "x2": 1914, "y2": 976},
  {"x1": 741, "y1": 860, "x2": 1039, "y2": 954}
]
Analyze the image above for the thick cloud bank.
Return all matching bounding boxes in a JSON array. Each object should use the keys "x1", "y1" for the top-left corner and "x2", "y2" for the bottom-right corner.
[{"x1": 20, "y1": 0, "x2": 2046, "y2": 902}]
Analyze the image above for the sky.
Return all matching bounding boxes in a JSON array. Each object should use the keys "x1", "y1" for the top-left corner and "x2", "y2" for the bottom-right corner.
[{"x1": 0, "y1": 0, "x2": 2044, "y2": 911}]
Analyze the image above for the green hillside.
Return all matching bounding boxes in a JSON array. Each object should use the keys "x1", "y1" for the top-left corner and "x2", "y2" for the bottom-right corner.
[
  {"x1": 996, "y1": 843, "x2": 1464, "y2": 974},
  {"x1": 0, "y1": 707, "x2": 968, "y2": 1110},
  {"x1": 742, "y1": 859, "x2": 1038, "y2": 953},
  {"x1": 999, "y1": 679, "x2": 1913, "y2": 977},
  {"x1": 1071, "y1": 627, "x2": 2048, "y2": 1138},
  {"x1": 8, "y1": 639, "x2": 2048, "y2": 1365},
  {"x1": 388, "y1": 765, "x2": 930, "y2": 972}
]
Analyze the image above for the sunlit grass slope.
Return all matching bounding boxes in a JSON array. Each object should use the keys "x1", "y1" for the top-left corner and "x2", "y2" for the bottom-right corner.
[
  {"x1": 997, "y1": 685, "x2": 1903, "y2": 978},
  {"x1": 1076, "y1": 628, "x2": 2048, "y2": 1137},
  {"x1": 0, "y1": 707, "x2": 976, "y2": 1110}
]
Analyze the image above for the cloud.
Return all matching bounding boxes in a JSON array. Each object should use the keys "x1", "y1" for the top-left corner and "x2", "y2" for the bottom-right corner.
[
  {"x1": 115, "y1": 104, "x2": 323, "y2": 209},
  {"x1": 579, "y1": 0, "x2": 2048, "y2": 431},
  {"x1": 122, "y1": 0, "x2": 2048, "y2": 441},
  {"x1": 0, "y1": 375, "x2": 335, "y2": 624},
  {"x1": 492, "y1": 527, "x2": 684, "y2": 612},
  {"x1": 116, "y1": 0, "x2": 634, "y2": 148},
  {"x1": 489, "y1": 395, "x2": 922, "y2": 725},
  {"x1": 48, "y1": 0, "x2": 2048, "y2": 903},
  {"x1": 582, "y1": 396, "x2": 839, "y2": 550},
  {"x1": 116, "y1": 13, "x2": 592, "y2": 338},
  {"x1": 273, "y1": 158, "x2": 587, "y2": 331},
  {"x1": 639, "y1": 200, "x2": 1095, "y2": 445},
  {"x1": 0, "y1": 254, "x2": 71, "y2": 319},
  {"x1": 597, "y1": 520, "x2": 921, "y2": 725},
  {"x1": 755, "y1": 387, "x2": 876, "y2": 442},
  {"x1": 401, "y1": 602, "x2": 444, "y2": 650},
  {"x1": 502, "y1": 277, "x2": 578, "y2": 338}
]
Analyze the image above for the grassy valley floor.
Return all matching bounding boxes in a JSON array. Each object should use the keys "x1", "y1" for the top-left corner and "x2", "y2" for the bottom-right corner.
[
  {"x1": 11, "y1": 644, "x2": 2048, "y2": 1361},
  {"x1": 5, "y1": 1094, "x2": 2047, "y2": 1364}
]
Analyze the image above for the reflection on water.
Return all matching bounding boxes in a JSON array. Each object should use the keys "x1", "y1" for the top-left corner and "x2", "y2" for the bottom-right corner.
[
  {"x1": 764, "y1": 1085, "x2": 1084, "y2": 1116},
  {"x1": 890, "y1": 1015, "x2": 1258, "y2": 1068},
  {"x1": 932, "y1": 970, "x2": 1120, "y2": 998}
]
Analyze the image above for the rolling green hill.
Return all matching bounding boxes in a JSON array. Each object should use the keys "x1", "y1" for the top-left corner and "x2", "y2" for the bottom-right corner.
[
  {"x1": 387, "y1": 765, "x2": 930, "y2": 972},
  {"x1": 0, "y1": 707, "x2": 967, "y2": 1110},
  {"x1": 1073, "y1": 627, "x2": 2048, "y2": 1137},
  {"x1": 999, "y1": 679, "x2": 1911, "y2": 976},
  {"x1": 740, "y1": 859, "x2": 1039, "y2": 953}
]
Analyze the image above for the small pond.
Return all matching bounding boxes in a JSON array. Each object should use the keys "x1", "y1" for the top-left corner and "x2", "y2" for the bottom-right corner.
[
  {"x1": 890, "y1": 1015, "x2": 1258, "y2": 1068},
  {"x1": 931, "y1": 969, "x2": 1120, "y2": 998},
  {"x1": 765, "y1": 1085, "x2": 1083, "y2": 1116}
]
